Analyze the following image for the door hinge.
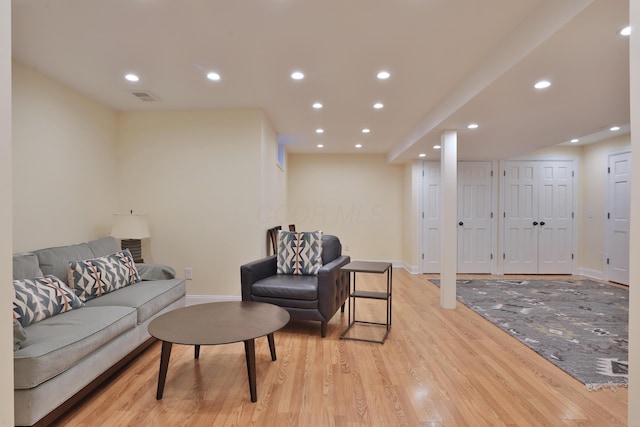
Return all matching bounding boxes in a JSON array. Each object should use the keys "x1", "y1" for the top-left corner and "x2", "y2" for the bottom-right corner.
[
  {"x1": 503, "y1": 170, "x2": 506, "y2": 176},
  {"x1": 490, "y1": 253, "x2": 493, "y2": 260},
  {"x1": 608, "y1": 167, "x2": 611, "y2": 174},
  {"x1": 572, "y1": 212, "x2": 574, "y2": 219},
  {"x1": 490, "y1": 212, "x2": 494, "y2": 218},
  {"x1": 608, "y1": 212, "x2": 611, "y2": 219},
  {"x1": 422, "y1": 212, "x2": 424, "y2": 218},
  {"x1": 422, "y1": 253, "x2": 424, "y2": 260},
  {"x1": 503, "y1": 253, "x2": 506, "y2": 260},
  {"x1": 607, "y1": 258, "x2": 610, "y2": 265},
  {"x1": 491, "y1": 170, "x2": 494, "y2": 177},
  {"x1": 571, "y1": 253, "x2": 574, "y2": 260},
  {"x1": 572, "y1": 170, "x2": 574, "y2": 178},
  {"x1": 503, "y1": 212, "x2": 506, "y2": 218}
]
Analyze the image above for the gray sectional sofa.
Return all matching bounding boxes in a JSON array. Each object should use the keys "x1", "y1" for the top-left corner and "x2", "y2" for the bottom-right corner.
[{"x1": 12, "y1": 237, "x2": 186, "y2": 427}]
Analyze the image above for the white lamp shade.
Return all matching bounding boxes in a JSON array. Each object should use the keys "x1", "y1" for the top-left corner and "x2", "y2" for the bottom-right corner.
[{"x1": 111, "y1": 213, "x2": 150, "y2": 239}]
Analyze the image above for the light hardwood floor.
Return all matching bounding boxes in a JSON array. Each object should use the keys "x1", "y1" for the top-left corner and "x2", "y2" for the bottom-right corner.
[{"x1": 53, "y1": 270, "x2": 627, "y2": 426}]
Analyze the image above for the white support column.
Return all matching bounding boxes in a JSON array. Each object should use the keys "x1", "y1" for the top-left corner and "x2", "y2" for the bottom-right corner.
[{"x1": 440, "y1": 130, "x2": 457, "y2": 309}]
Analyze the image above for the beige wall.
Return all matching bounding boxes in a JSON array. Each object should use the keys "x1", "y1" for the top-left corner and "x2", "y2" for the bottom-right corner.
[
  {"x1": 628, "y1": 0, "x2": 639, "y2": 422},
  {"x1": 12, "y1": 62, "x2": 118, "y2": 251},
  {"x1": 402, "y1": 161, "x2": 421, "y2": 271},
  {"x1": 116, "y1": 109, "x2": 281, "y2": 296},
  {"x1": 1, "y1": 1, "x2": 14, "y2": 424},
  {"x1": 579, "y1": 134, "x2": 630, "y2": 274},
  {"x1": 287, "y1": 153, "x2": 403, "y2": 262}
]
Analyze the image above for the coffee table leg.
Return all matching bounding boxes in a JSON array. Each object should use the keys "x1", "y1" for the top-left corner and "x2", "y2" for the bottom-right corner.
[
  {"x1": 267, "y1": 333, "x2": 277, "y2": 361},
  {"x1": 195, "y1": 345, "x2": 200, "y2": 359},
  {"x1": 156, "y1": 341, "x2": 173, "y2": 400},
  {"x1": 244, "y1": 339, "x2": 257, "y2": 402}
]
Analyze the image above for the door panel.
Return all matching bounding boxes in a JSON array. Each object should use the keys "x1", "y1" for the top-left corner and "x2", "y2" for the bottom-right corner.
[
  {"x1": 422, "y1": 163, "x2": 441, "y2": 273},
  {"x1": 457, "y1": 162, "x2": 492, "y2": 273},
  {"x1": 607, "y1": 152, "x2": 630, "y2": 285}
]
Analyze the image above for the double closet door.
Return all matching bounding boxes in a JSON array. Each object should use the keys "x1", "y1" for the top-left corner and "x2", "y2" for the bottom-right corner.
[
  {"x1": 502, "y1": 161, "x2": 574, "y2": 274},
  {"x1": 421, "y1": 160, "x2": 575, "y2": 275},
  {"x1": 422, "y1": 161, "x2": 493, "y2": 274}
]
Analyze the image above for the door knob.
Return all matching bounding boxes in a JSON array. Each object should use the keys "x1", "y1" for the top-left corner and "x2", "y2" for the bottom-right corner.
[
  {"x1": 540, "y1": 221, "x2": 546, "y2": 226},
  {"x1": 458, "y1": 221, "x2": 463, "y2": 226},
  {"x1": 533, "y1": 221, "x2": 538, "y2": 226}
]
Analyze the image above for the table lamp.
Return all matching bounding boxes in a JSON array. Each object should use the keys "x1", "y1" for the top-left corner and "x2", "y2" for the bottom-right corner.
[{"x1": 111, "y1": 211, "x2": 150, "y2": 263}]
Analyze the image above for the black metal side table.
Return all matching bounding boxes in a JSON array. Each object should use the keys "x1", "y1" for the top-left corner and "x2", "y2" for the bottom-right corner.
[{"x1": 339, "y1": 260, "x2": 392, "y2": 344}]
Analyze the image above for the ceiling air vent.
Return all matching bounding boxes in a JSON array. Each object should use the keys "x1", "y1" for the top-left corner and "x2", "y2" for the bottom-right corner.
[{"x1": 130, "y1": 90, "x2": 159, "y2": 102}]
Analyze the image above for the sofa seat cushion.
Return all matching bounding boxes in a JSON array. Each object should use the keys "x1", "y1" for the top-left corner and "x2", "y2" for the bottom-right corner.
[
  {"x1": 252, "y1": 275, "x2": 318, "y2": 301},
  {"x1": 83, "y1": 279, "x2": 186, "y2": 324},
  {"x1": 14, "y1": 306, "x2": 137, "y2": 389}
]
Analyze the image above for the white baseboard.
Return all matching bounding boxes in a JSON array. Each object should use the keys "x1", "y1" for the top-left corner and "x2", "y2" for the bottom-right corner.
[
  {"x1": 578, "y1": 267, "x2": 604, "y2": 281},
  {"x1": 186, "y1": 294, "x2": 241, "y2": 306}
]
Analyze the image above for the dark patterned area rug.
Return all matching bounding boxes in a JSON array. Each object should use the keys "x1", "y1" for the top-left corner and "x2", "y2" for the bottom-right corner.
[{"x1": 429, "y1": 278, "x2": 628, "y2": 390}]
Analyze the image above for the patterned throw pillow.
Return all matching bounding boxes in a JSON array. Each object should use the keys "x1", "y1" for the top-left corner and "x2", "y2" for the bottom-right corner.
[
  {"x1": 13, "y1": 275, "x2": 84, "y2": 327},
  {"x1": 277, "y1": 230, "x2": 323, "y2": 275},
  {"x1": 68, "y1": 249, "x2": 141, "y2": 302}
]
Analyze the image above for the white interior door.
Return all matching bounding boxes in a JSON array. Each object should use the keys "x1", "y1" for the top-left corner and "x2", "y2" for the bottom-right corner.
[
  {"x1": 457, "y1": 162, "x2": 493, "y2": 273},
  {"x1": 422, "y1": 162, "x2": 440, "y2": 273},
  {"x1": 607, "y1": 151, "x2": 630, "y2": 285},
  {"x1": 503, "y1": 161, "x2": 574, "y2": 274},
  {"x1": 503, "y1": 162, "x2": 539, "y2": 274},
  {"x1": 537, "y1": 161, "x2": 573, "y2": 274}
]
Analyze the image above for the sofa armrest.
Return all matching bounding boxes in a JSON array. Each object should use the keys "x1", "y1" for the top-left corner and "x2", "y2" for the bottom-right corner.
[
  {"x1": 240, "y1": 256, "x2": 278, "y2": 301},
  {"x1": 136, "y1": 263, "x2": 176, "y2": 280},
  {"x1": 317, "y1": 255, "x2": 351, "y2": 320}
]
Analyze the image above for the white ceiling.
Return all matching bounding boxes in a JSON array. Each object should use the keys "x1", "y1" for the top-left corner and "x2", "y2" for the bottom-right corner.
[{"x1": 11, "y1": 0, "x2": 630, "y2": 163}]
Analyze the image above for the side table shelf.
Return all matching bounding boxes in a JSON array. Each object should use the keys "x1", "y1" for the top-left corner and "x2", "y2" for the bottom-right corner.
[{"x1": 340, "y1": 261, "x2": 392, "y2": 344}]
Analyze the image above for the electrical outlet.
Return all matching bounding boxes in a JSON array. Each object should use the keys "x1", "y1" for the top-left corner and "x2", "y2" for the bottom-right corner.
[
  {"x1": 344, "y1": 245, "x2": 350, "y2": 252},
  {"x1": 184, "y1": 268, "x2": 193, "y2": 280}
]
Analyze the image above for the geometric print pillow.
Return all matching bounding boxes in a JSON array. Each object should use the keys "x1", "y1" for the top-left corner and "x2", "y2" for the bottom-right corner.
[
  {"x1": 68, "y1": 249, "x2": 141, "y2": 302},
  {"x1": 276, "y1": 230, "x2": 323, "y2": 276},
  {"x1": 13, "y1": 275, "x2": 85, "y2": 327}
]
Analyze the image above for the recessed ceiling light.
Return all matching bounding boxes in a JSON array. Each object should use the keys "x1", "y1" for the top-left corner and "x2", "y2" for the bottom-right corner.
[
  {"x1": 316, "y1": 144, "x2": 324, "y2": 148},
  {"x1": 610, "y1": 126, "x2": 621, "y2": 131},
  {"x1": 206, "y1": 72, "x2": 221, "y2": 81},
  {"x1": 534, "y1": 80, "x2": 551, "y2": 89},
  {"x1": 362, "y1": 128, "x2": 370, "y2": 134},
  {"x1": 620, "y1": 26, "x2": 632, "y2": 36},
  {"x1": 373, "y1": 102, "x2": 384, "y2": 109},
  {"x1": 125, "y1": 73, "x2": 139, "y2": 82},
  {"x1": 355, "y1": 144, "x2": 363, "y2": 149},
  {"x1": 291, "y1": 71, "x2": 304, "y2": 80},
  {"x1": 315, "y1": 128, "x2": 324, "y2": 134},
  {"x1": 570, "y1": 138, "x2": 579, "y2": 143},
  {"x1": 467, "y1": 123, "x2": 479, "y2": 129},
  {"x1": 312, "y1": 102, "x2": 323, "y2": 109},
  {"x1": 433, "y1": 145, "x2": 441, "y2": 150},
  {"x1": 377, "y1": 71, "x2": 390, "y2": 80},
  {"x1": 418, "y1": 153, "x2": 427, "y2": 158}
]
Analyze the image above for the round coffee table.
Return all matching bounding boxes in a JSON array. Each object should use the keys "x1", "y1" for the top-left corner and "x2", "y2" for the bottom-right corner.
[{"x1": 148, "y1": 301, "x2": 290, "y2": 402}]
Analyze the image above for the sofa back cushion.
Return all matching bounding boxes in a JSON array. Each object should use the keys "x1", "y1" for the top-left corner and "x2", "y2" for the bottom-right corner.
[
  {"x1": 68, "y1": 250, "x2": 141, "y2": 302},
  {"x1": 13, "y1": 253, "x2": 44, "y2": 280},
  {"x1": 35, "y1": 243, "x2": 94, "y2": 285},
  {"x1": 321, "y1": 235, "x2": 342, "y2": 265},
  {"x1": 87, "y1": 236, "x2": 121, "y2": 258},
  {"x1": 13, "y1": 275, "x2": 84, "y2": 327},
  {"x1": 277, "y1": 230, "x2": 323, "y2": 276}
]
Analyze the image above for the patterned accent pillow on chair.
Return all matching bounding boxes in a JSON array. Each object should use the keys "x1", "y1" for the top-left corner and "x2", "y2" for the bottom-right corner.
[
  {"x1": 277, "y1": 230, "x2": 323, "y2": 275},
  {"x1": 13, "y1": 275, "x2": 84, "y2": 327},
  {"x1": 68, "y1": 249, "x2": 141, "y2": 302}
]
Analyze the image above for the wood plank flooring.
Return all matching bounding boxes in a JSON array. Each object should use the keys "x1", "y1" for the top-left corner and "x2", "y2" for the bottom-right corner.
[{"x1": 53, "y1": 271, "x2": 627, "y2": 426}]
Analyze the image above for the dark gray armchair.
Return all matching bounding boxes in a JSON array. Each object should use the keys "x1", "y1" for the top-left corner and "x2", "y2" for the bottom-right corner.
[{"x1": 240, "y1": 234, "x2": 350, "y2": 337}]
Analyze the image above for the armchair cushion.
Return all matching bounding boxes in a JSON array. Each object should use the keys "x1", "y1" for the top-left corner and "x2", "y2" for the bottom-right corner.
[{"x1": 276, "y1": 230, "x2": 323, "y2": 276}]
